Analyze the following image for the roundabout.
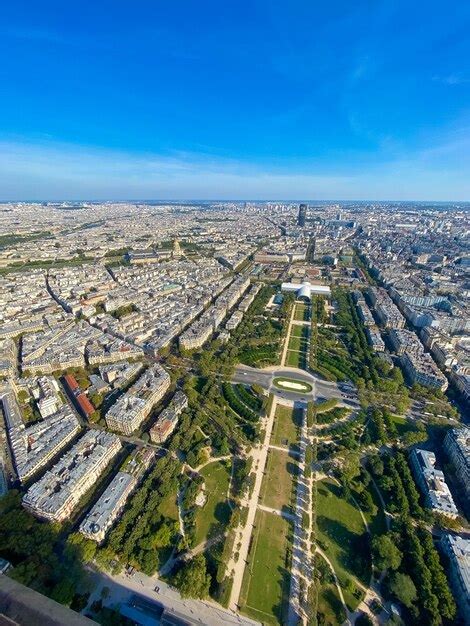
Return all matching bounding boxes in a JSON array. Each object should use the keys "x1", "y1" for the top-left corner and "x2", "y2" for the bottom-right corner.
[{"x1": 272, "y1": 377, "x2": 313, "y2": 394}]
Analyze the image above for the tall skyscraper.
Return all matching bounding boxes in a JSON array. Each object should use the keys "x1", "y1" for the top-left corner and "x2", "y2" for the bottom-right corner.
[{"x1": 298, "y1": 204, "x2": 307, "y2": 227}]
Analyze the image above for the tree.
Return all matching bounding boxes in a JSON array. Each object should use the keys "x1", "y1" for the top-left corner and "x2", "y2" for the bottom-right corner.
[
  {"x1": 152, "y1": 522, "x2": 176, "y2": 548},
  {"x1": 368, "y1": 454, "x2": 384, "y2": 476},
  {"x1": 342, "y1": 451, "x2": 361, "y2": 484},
  {"x1": 65, "y1": 532, "x2": 97, "y2": 563},
  {"x1": 388, "y1": 572, "x2": 417, "y2": 609},
  {"x1": 89, "y1": 392, "x2": 103, "y2": 408},
  {"x1": 174, "y1": 555, "x2": 211, "y2": 599},
  {"x1": 371, "y1": 534, "x2": 402, "y2": 571}
]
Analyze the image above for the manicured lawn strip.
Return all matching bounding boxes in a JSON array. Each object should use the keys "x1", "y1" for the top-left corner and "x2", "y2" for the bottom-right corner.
[
  {"x1": 273, "y1": 378, "x2": 312, "y2": 393},
  {"x1": 271, "y1": 404, "x2": 302, "y2": 446},
  {"x1": 260, "y1": 448, "x2": 298, "y2": 512},
  {"x1": 288, "y1": 336, "x2": 309, "y2": 352},
  {"x1": 286, "y1": 350, "x2": 307, "y2": 368},
  {"x1": 194, "y1": 460, "x2": 232, "y2": 545},
  {"x1": 316, "y1": 479, "x2": 371, "y2": 610},
  {"x1": 294, "y1": 304, "x2": 310, "y2": 322},
  {"x1": 239, "y1": 510, "x2": 292, "y2": 625},
  {"x1": 290, "y1": 325, "x2": 309, "y2": 339}
]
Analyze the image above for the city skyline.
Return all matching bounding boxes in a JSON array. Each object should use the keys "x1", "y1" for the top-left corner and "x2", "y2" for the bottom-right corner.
[{"x1": 0, "y1": 200, "x2": 469, "y2": 624}]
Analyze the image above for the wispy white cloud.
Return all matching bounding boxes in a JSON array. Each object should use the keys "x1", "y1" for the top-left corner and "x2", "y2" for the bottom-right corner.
[
  {"x1": 432, "y1": 73, "x2": 470, "y2": 85},
  {"x1": 349, "y1": 56, "x2": 375, "y2": 83},
  {"x1": 0, "y1": 136, "x2": 468, "y2": 201}
]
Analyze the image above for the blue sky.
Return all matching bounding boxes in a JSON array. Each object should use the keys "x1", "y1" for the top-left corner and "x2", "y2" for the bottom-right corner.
[{"x1": 1, "y1": 1, "x2": 469, "y2": 200}]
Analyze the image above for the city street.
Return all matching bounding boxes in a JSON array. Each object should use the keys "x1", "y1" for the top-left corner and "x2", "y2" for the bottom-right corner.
[
  {"x1": 86, "y1": 567, "x2": 260, "y2": 626},
  {"x1": 233, "y1": 363, "x2": 356, "y2": 406}
]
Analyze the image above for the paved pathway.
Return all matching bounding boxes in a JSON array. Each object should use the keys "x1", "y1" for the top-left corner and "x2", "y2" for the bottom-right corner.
[
  {"x1": 281, "y1": 304, "x2": 297, "y2": 366},
  {"x1": 160, "y1": 534, "x2": 226, "y2": 576},
  {"x1": 268, "y1": 443, "x2": 301, "y2": 457},
  {"x1": 227, "y1": 395, "x2": 279, "y2": 611},
  {"x1": 315, "y1": 547, "x2": 351, "y2": 623},
  {"x1": 287, "y1": 405, "x2": 313, "y2": 626},
  {"x1": 257, "y1": 503, "x2": 296, "y2": 521}
]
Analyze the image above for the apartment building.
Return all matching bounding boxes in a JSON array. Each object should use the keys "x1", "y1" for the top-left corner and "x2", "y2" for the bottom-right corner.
[
  {"x1": 1, "y1": 389, "x2": 80, "y2": 483},
  {"x1": 79, "y1": 471, "x2": 137, "y2": 543},
  {"x1": 401, "y1": 351, "x2": 448, "y2": 390},
  {"x1": 440, "y1": 534, "x2": 470, "y2": 625},
  {"x1": 105, "y1": 364, "x2": 170, "y2": 435},
  {"x1": 23, "y1": 430, "x2": 121, "y2": 521},
  {"x1": 444, "y1": 428, "x2": 470, "y2": 504},
  {"x1": 366, "y1": 328, "x2": 385, "y2": 352},
  {"x1": 179, "y1": 276, "x2": 250, "y2": 351},
  {"x1": 149, "y1": 390, "x2": 188, "y2": 444},
  {"x1": 410, "y1": 448, "x2": 458, "y2": 518},
  {"x1": 0, "y1": 339, "x2": 16, "y2": 377},
  {"x1": 368, "y1": 287, "x2": 405, "y2": 329}
]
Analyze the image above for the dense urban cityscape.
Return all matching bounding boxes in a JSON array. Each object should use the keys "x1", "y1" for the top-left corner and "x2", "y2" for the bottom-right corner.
[{"x1": 0, "y1": 200, "x2": 468, "y2": 626}]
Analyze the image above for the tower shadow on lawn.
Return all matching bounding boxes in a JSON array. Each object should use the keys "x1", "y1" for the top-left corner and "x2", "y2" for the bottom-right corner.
[
  {"x1": 317, "y1": 515, "x2": 370, "y2": 585},
  {"x1": 269, "y1": 564, "x2": 291, "y2": 626}
]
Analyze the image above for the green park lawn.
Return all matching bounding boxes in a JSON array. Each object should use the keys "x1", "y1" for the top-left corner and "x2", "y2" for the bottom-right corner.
[
  {"x1": 288, "y1": 335, "x2": 309, "y2": 352},
  {"x1": 286, "y1": 349, "x2": 307, "y2": 368},
  {"x1": 260, "y1": 448, "x2": 298, "y2": 512},
  {"x1": 271, "y1": 404, "x2": 302, "y2": 447},
  {"x1": 389, "y1": 413, "x2": 421, "y2": 438},
  {"x1": 194, "y1": 460, "x2": 232, "y2": 545},
  {"x1": 239, "y1": 510, "x2": 292, "y2": 625},
  {"x1": 290, "y1": 325, "x2": 309, "y2": 339},
  {"x1": 316, "y1": 479, "x2": 371, "y2": 610},
  {"x1": 294, "y1": 304, "x2": 310, "y2": 322},
  {"x1": 317, "y1": 580, "x2": 347, "y2": 626},
  {"x1": 159, "y1": 490, "x2": 179, "y2": 522}
]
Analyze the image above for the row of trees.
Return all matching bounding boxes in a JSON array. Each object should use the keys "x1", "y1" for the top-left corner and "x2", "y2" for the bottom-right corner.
[
  {"x1": 222, "y1": 382, "x2": 260, "y2": 423},
  {"x1": 362, "y1": 406, "x2": 426, "y2": 450},
  {"x1": 167, "y1": 376, "x2": 257, "y2": 463},
  {"x1": 368, "y1": 452, "x2": 456, "y2": 624},
  {"x1": 233, "y1": 384, "x2": 263, "y2": 411},
  {"x1": 315, "y1": 406, "x2": 350, "y2": 425},
  {"x1": 371, "y1": 452, "x2": 424, "y2": 520},
  {"x1": 95, "y1": 454, "x2": 182, "y2": 575}
]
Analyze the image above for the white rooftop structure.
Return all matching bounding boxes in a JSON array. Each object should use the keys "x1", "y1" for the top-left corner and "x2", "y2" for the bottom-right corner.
[{"x1": 281, "y1": 282, "x2": 331, "y2": 300}]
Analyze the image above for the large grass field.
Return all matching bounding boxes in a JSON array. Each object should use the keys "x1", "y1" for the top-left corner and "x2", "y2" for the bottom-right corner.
[
  {"x1": 271, "y1": 404, "x2": 302, "y2": 447},
  {"x1": 194, "y1": 460, "x2": 232, "y2": 545},
  {"x1": 239, "y1": 510, "x2": 292, "y2": 625},
  {"x1": 316, "y1": 479, "x2": 371, "y2": 610},
  {"x1": 260, "y1": 448, "x2": 298, "y2": 512}
]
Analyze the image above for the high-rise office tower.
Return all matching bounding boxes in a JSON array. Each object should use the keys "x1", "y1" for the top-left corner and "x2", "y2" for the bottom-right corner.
[{"x1": 298, "y1": 204, "x2": 307, "y2": 227}]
